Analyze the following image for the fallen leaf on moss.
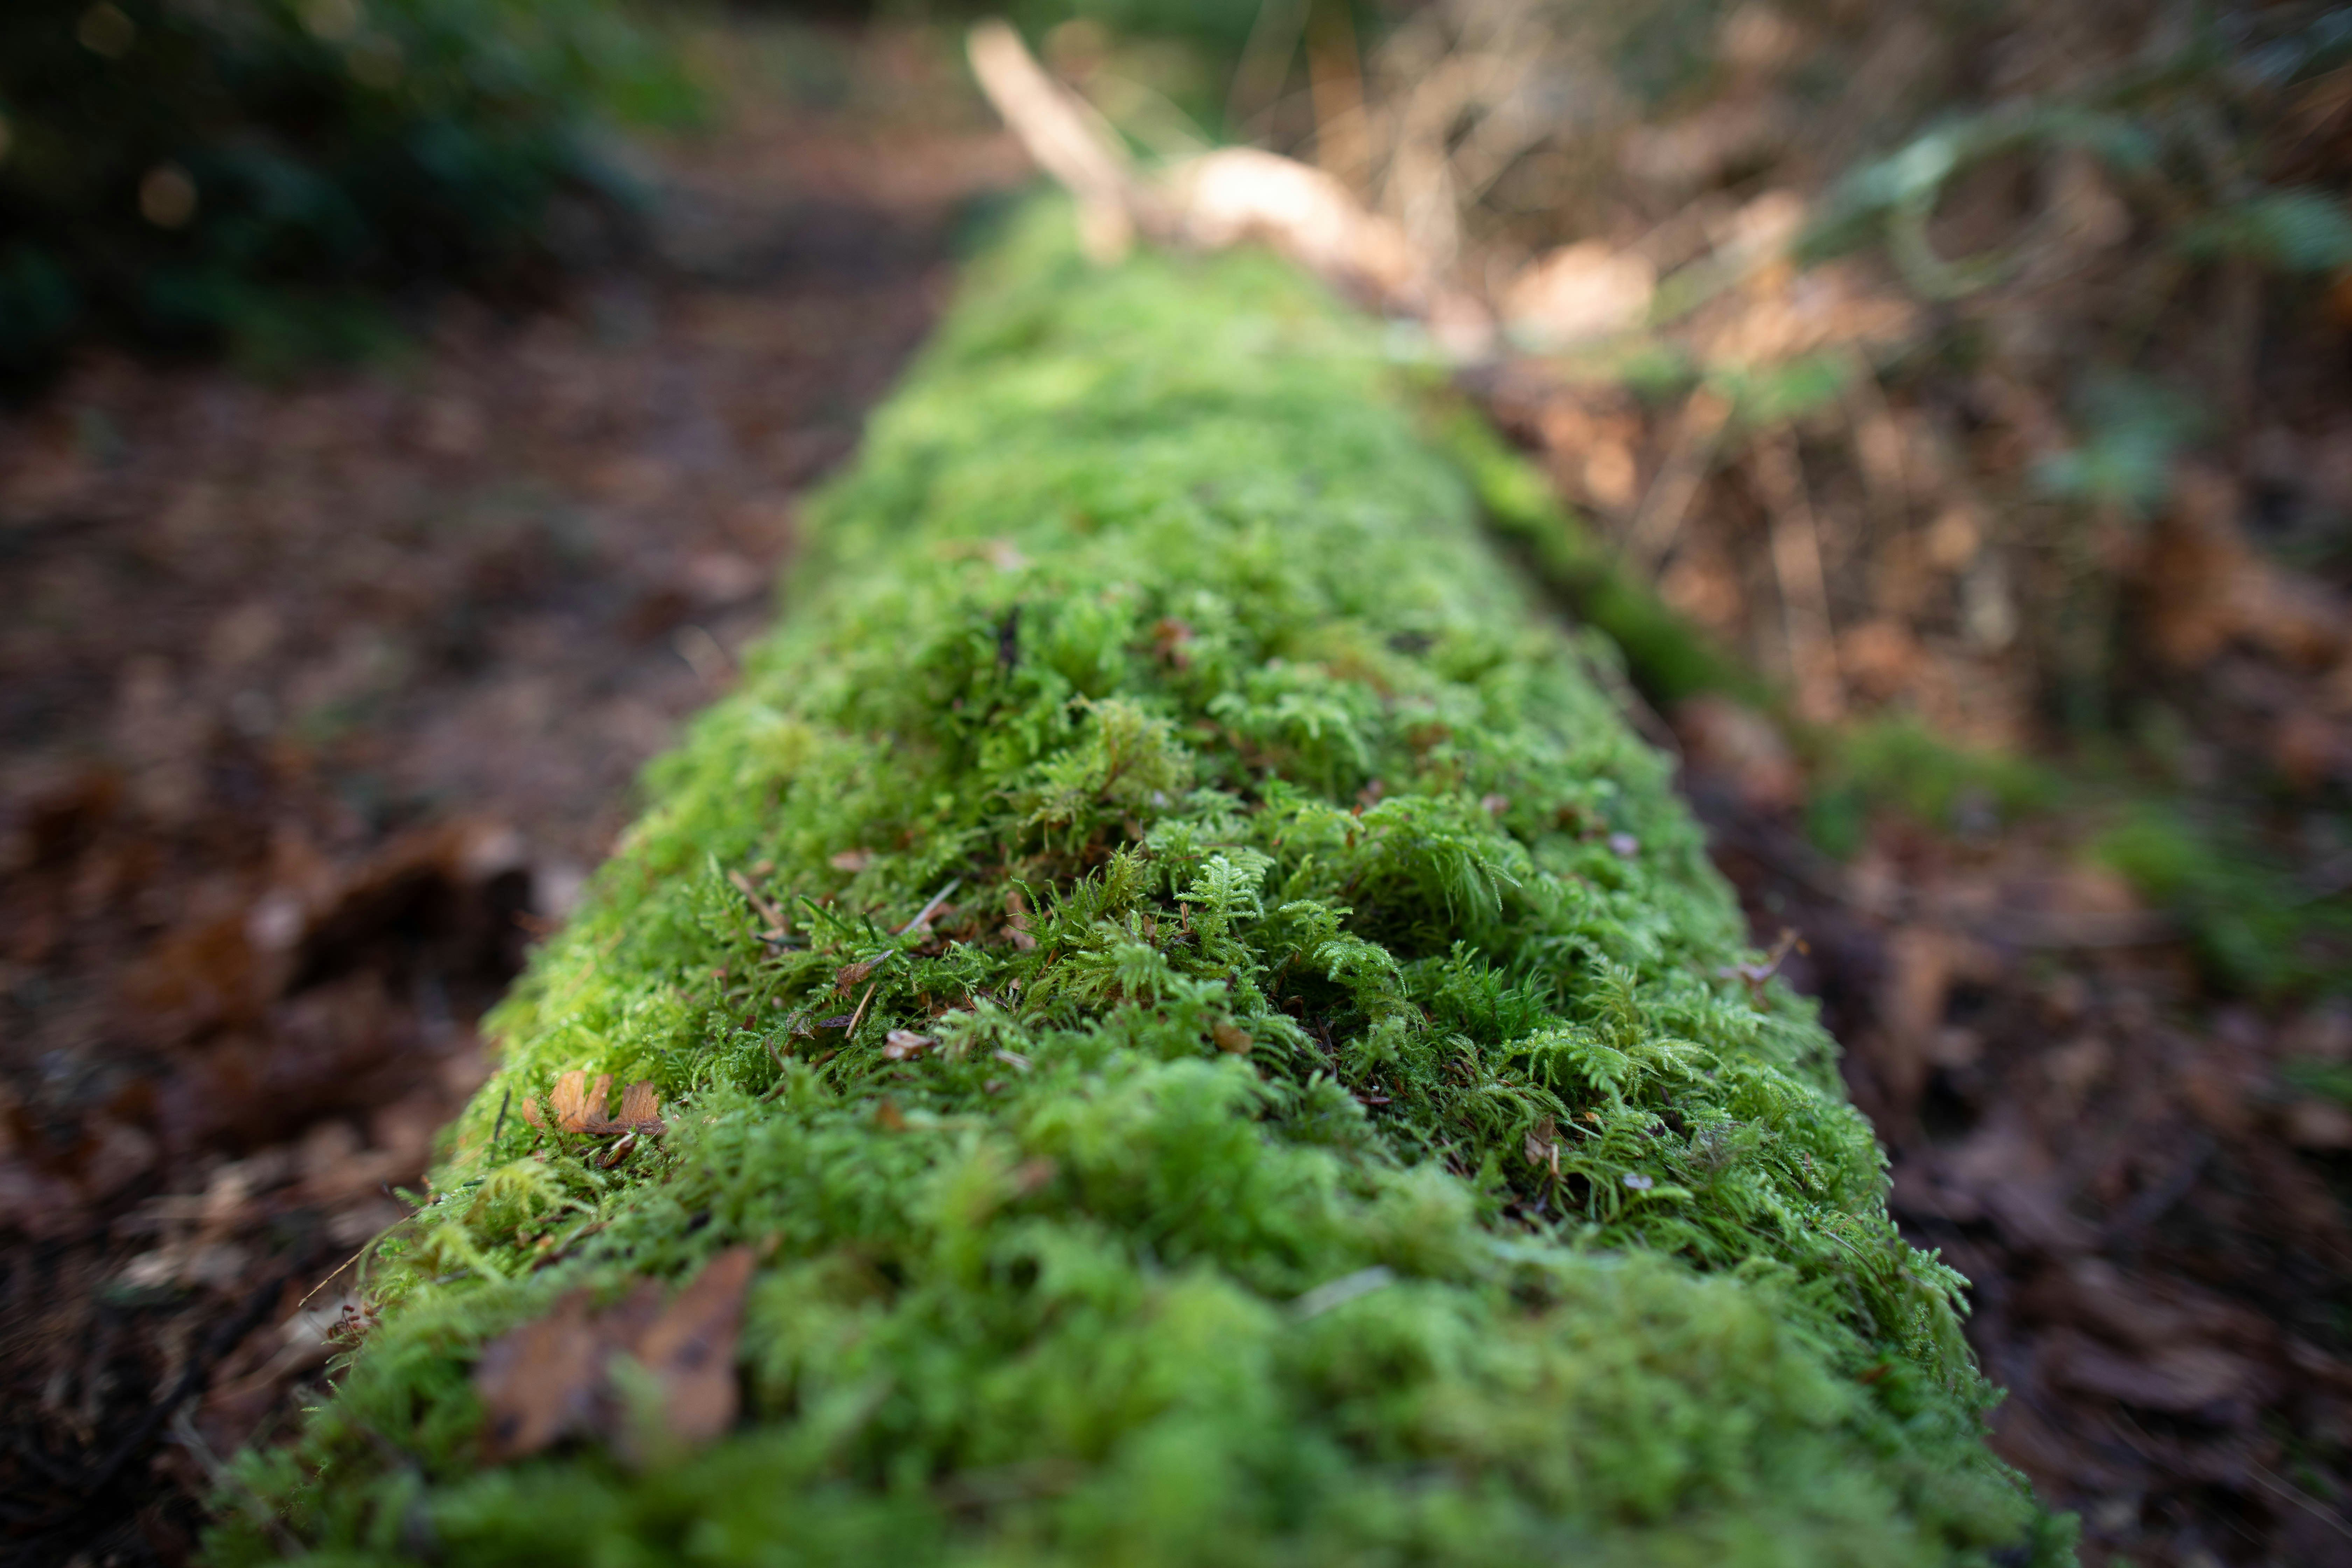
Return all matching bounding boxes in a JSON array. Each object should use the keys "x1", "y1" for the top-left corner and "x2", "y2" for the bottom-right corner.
[
  {"x1": 1523, "y1": 1114, "x2": 1561, "y2": 1177},
  {"x1": 474, "y1": 1289, "x2": 606, "y2": 1462},
  {"x1": 474, "y1": 1248, "x2": 756, "y2": 1463},
  {"x1": 882, "y1": 1030, "x2": 935, "y2": 1060},
  {"x1": 1004, "y1": 889, "x2": 1037, "y2": 951},
  {"x1": 548, "y1": 1070, "x2": 609, "y2": 1133},
  {"x1": 830, "y1": 850, "x2": 874, "y2": 873},
  {"x1": 617, "y1": 1080, "x2": 662, "y2": 1130},
  {"x1": 541, "y1": 1071, "x2": 663, "y2": 1136},
  {"x1": 1151, "y1": 617, "x2": 1195, "y2": 667},
  {"x1": 625, "y1": 1247, "x2": 755, "y2": 1454}
]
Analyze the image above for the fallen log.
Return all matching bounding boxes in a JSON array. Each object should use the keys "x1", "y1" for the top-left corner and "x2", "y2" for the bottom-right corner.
[{"x1": 214, "y1": 202, "x2": 2070, "y2": 1566}]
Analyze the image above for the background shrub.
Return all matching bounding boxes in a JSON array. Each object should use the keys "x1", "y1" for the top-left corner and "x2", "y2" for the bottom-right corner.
[{"x1": 0, "y1": 0, "x2": 689, "y2": 380}]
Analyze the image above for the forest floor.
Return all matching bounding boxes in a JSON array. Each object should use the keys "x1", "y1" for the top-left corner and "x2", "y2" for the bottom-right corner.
[
  {"x1": 0, "y1": 26, "x2": 1021, "y2": 1563},
  {"x1": 2, "y1": 18, "x2": 2348, "y2": 1568}
]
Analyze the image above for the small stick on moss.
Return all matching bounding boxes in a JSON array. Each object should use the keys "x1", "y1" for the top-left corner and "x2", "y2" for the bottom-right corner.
[
  {"x1": 297, "y1": 1238, "x2": 377, "y2": 1311},
  {"x1": 489, "y1": 1088, "x2": 511, "y2": 1152},
  {"x1": 895, "y1": 877, "x2": 963, "y2": 937},
  {"x1": 844, "y1": 979, "x2": 881, "y2": 1042},
  {"x1": 729, "y1": 867, "x2": 788, "y2": 934}
]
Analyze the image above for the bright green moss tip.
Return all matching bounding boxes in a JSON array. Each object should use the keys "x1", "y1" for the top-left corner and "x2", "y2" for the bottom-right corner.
[{"x1": 214, "y1": 202, "x2": 2072, "y2": 1567}]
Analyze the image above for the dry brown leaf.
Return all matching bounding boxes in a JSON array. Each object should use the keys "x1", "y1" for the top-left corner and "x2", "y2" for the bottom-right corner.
[
  {"x1": 474, "y1": 1249, "x2": 756, "y2": 1464},
  {"x1": 1004, "y1": 889, "x2": 1038, "y2": 952},
  {"x1": 1151, "y1": 617, "x2": 1195, "y2": 667},
  {"x1": 1523, "y1": 1114, "x2": 1560, "y2": 1176},
  {"x1": 547, "y1": 1070, "x2": 588, "y2": 1131},
  {"x1": 617, "y1": 1080, "x2": 662, "y2": 1130},
  {"x1": 1211, "y1": 1023, "x2": 1252, "y2": 1055},
  {"x1": 881, "y1": 1030, "x2": 935, "y2": 1061},
  {"x1": 1502, "y1": 242, "x2": 1654, "y2": 348},
  {"x1": 540, "y1": 1071, "x2": 660, "y2": 1136},
  {"x1": 628, "y1": 1247, "x2": 755, "y2": 1452},
  {"x1": 474, "y1": 1289, "x2": 606, "y2": 1463},
  {"x1": 579, "y1": 1073, "x2": 613, "y2": 1133},
  {"x1": 829, "y1": 850, "x2": 874, "y2": 874},
  {"x1": 836, "y1": 957, "x2": 880, "y2": 993},
  {"x1": 2047, "y1": 1331, "x2": 2260, "y2": 1414}
]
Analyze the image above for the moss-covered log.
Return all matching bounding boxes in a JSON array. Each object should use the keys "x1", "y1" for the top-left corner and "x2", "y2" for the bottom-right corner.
[{"x1": 219, "y1": 205, "x2": 2068, "y2": 1567}]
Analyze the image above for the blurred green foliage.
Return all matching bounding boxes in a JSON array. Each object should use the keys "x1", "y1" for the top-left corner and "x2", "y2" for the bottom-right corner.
[
  {"x1": 1008, "y1": 0, "x2": 1264, "y2": 59},
  {"x1": 2096, "y1": 804, "x2": 2352, "y2": 999},
  {"x1": 0, "y1": 0, "x2": 692, "y2": 381},
  {"x1": 1801, "y1": 723, "x2": 2057, "y2": 864},
  {"x1": 2181, "y1": 188, "x2": 2352, "y2": 274},
  {"x1": 2032, "y1": 375, "x2": 2206, "y2": 519},
  {"x1": 2282, "y1": 1056, "x2": 2352, "y2": 1106}
]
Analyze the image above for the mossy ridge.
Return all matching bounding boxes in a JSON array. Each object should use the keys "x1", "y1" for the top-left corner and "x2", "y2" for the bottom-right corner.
[{"x1": 216, "y1": 203, "x2": 2068, "y2": 1567}]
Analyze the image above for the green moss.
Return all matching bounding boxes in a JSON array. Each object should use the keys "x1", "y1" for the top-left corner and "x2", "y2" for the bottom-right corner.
[{"x1": 214, "y1": 203, "x2": 2069, "y2": 1567}]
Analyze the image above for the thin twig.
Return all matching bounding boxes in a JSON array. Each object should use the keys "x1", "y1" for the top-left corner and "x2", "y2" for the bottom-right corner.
[
  {"x1": 727, "y1": 867, "x2": 786, "y2": 934},
  {"x1": 1752, "y1": 433, "x2": 1844, "y2": 722},
  {"x1": 1229, "y1": 0, "x2": 1312, "y2": 137},
  {"x1": 1623, "y1": 387, "x2": 1730, "y2": 572},
  {"x1": 2246, "y1": 1460, "x2": 2352, "y2": 1542},
  {"x1": 1305, "y1": 0, "x2": 1368, "y2": 183},
  {"x1": 297, "y1": 1238, "x2": 378, "y2": 1311},
  {"x1": 844, "y1": 979, "x2": 881, "y2": 1042},
  {"x1": 968, "y1": 20, "x2": 1151, "y2": 260},
  {"x1": 894, "y1": 877, "x2": 964, "y2": 937}
]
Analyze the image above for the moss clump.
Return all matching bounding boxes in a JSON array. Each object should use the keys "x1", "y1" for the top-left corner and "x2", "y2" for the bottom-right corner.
[{"x1": 215, "y1": 203, "x2": 2069, "y2": 1567}]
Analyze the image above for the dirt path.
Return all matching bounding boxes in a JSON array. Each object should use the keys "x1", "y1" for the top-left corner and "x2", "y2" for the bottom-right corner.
[{"x1": 0, "y1": 28, "x2": 1018, "y2": 1562}]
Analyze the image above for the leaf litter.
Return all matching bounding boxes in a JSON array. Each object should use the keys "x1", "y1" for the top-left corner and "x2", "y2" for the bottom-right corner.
[{"x1": 474, "y1": 1247, "x2": 755, "y2": 1463}]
